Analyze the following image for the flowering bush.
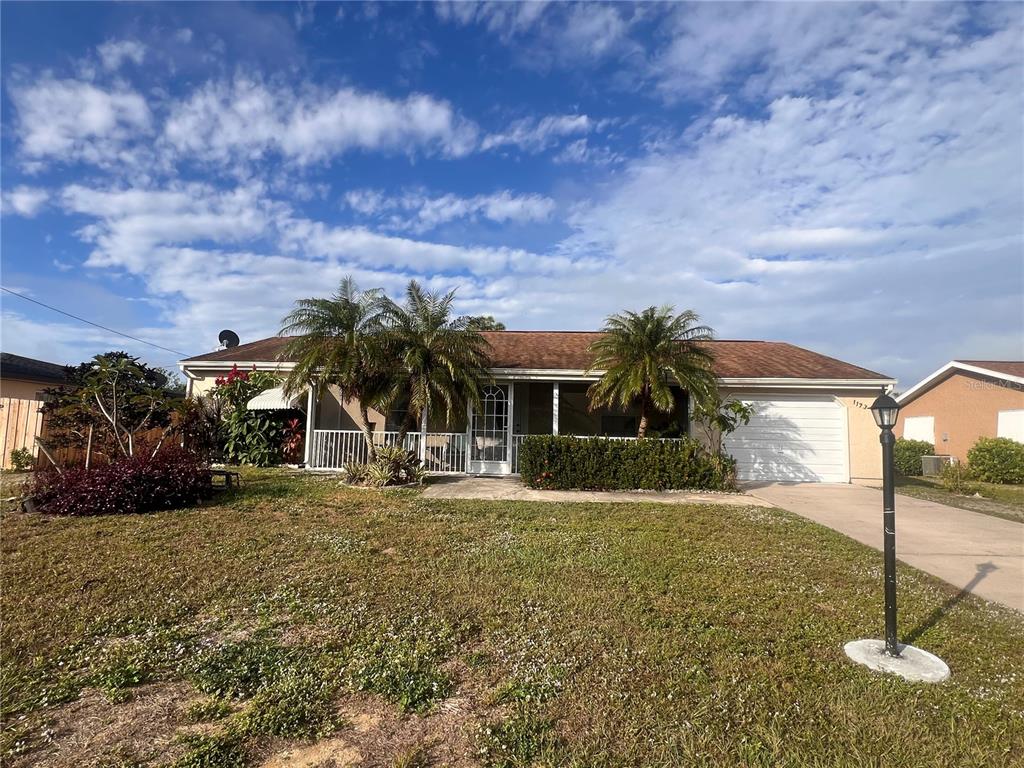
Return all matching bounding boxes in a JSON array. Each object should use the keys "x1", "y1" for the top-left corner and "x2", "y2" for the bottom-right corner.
[
  {"x1": 29, "y1": 447, "x2": 213, "y2": 516},
  {"x1": 214, "y1": 366, "x2": 284, "y2": 467}
]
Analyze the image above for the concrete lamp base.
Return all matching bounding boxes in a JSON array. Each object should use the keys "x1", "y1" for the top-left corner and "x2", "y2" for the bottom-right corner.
[{"x1": 844, "y1": 640, "x2": 950, "y2": 683}]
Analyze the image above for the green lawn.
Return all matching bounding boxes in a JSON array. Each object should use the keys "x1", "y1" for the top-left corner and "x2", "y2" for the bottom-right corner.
[
  {"x1": 895, "y1": 475, "x2": 1024, "y2": 523},
  {"x1": 2, "y1": 469, "x2": 1022, "y2": 767}
]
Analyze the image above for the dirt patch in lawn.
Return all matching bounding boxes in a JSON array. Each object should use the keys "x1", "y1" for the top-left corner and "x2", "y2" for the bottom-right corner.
[
  {"x1": 259, "y1": 663, "x2": 491, "y2": 768},
  {"x1": 8, "y1": 682, "x2": 192, "y2": 768}
]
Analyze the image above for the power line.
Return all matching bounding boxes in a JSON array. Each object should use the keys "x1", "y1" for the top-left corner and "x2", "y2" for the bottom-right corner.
[{"x1": 1, "y1": 285, "x2": 191, "y2": 358}]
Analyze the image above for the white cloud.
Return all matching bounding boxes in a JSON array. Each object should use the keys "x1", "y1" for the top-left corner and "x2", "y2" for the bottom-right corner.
[
  {"x1": 97, "y1": 39, "x2": 146, "y2": 71},
  {"x1": 554, "y1": 138, "x2": 620, "y2": 166},
  {"x1": 2, "y1": 186, "x2": 49, "y2": 217},
  {"x1": 482, "y1": 114, "x2": 594, "y2": 151},
  {"x1": 10, "y1": 77, "x2": 152, "y2": 166},
  {"x1": 163, "y1": 77, "x2": 479, "y2": 166},
  {"x1": 47, "y1": 181, "x2": 589, "y2": 361},
  {"x1": 436, "y1": 2, "x2": 634, "y2": 64},
  {"x1": 343, "y1": 189, "x2": 556, "y2": 232},
  {"x1": 555, "y1": 18, "x2": 1023, "y2": 386}
]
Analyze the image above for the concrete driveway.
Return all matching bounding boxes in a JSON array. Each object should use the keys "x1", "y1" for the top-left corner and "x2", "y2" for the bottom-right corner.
[{"x1": 748, "y1": 483, "x2": 1024, "y2": 612}]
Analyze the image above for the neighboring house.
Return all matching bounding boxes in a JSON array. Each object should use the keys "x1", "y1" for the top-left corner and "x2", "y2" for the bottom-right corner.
[
  {"x1": 895, "y1": 360, "x2": 1024, "y2": 461},
  {"x1": 181, "y1": 332, "x2": 894, "y2": 484},
  {"x1": 0, "y1": 352, "x2": 67, "y2": 468}
]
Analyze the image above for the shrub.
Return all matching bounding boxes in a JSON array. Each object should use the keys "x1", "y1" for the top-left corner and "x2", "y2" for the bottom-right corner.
[
  {"x1": 940, "y1": 461, "x2": 976, "y2": 495},
  {"x1": 344, "y1": 445, "x2": 426, "y2": 487},
  {"x1": 9, "y1": 447, "x2": 34, "y2": 471},
  {"x1": 893, "y1": 438, "x2": 933, "y2": 476},
  {"x1": 29, "y1": 447, "x2": 213, "y2": 516},
  {"x1": 967, "y1": 437, "x2": 1024, "y2": 484},
  {"x1": 517, "y1": 435, "x2": 734, "y2": 491}
]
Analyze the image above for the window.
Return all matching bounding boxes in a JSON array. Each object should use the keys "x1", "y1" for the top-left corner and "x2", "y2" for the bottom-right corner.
[
  {"x1": 997, "y1": 410, "x2": 1024, "y2": 443},
  {"x1": 902, "y1": 415, "x2": 935, "y2": 443}
]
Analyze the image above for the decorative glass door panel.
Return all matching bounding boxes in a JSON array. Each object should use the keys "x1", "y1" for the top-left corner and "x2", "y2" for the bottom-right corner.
[{"x1": 471, "y1": 384, "x2": 510, "y2": 472}]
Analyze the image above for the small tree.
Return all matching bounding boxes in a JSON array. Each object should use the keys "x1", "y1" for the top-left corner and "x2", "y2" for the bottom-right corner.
[
  {"x1": 692, "y1": 392, "x2": 755, "y2": 455},
  {"x1": 39, "y1": 352, "x2": 176, "y2": 467},
  {"x1": 381, "y1": 280, "x2": 492, "y2": 442},
  {"x1": 587, "y1": 307, "x2": 716, "y2": 438},
  {"x1": 280, "y1": 277, "x2": 392, "y2": 461}
]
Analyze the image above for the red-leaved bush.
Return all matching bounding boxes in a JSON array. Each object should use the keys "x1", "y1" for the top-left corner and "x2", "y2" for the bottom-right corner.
[{"x1": 30, "y1": 447, "x2": 214, "y2": 516}]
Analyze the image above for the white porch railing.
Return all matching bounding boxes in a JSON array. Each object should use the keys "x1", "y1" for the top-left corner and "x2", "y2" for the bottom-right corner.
[
  {"x1": 308, "y1": 429, "x2": 467, "y2": 474},
  {"x1": 421, "y1": 432, "x2": 470, "y2": 474},
  {"x1": 309, "y1": 430, "x2": 419, "y2": 471}
]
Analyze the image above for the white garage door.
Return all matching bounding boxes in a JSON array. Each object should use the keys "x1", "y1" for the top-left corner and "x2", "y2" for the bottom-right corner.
[{"x1": 722, "y1": 396, "x2": 849, "y2": 483}]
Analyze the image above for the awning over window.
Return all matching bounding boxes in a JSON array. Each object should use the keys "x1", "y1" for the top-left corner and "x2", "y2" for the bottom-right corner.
[{"x1": 246, "y1": 387, "x2": 306, "y2": 411}]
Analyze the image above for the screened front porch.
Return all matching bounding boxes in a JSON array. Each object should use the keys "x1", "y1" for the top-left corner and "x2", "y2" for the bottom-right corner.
[{"x1": 303, "y1": 380, "x2": 690, "y2": 475}]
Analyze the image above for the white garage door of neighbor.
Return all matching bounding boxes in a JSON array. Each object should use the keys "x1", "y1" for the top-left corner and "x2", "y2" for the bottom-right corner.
[{"x1": 723, "y1": 396, "x2": 849, "y2": 483}]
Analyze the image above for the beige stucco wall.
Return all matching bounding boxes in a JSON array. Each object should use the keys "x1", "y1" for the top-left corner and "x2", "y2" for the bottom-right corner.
[
  {"x1": 895, "y1": 371, "x2": 1024, "y2": 461},
  {"x1": 183, "y1": 370, "x2": 391, "y2": 431},
  {"x1": 0, "y1": 377, "x2": 53, "y2": 401},
  {"x1": 837, "y1": 393, "x2": 884, "y2": 483}
]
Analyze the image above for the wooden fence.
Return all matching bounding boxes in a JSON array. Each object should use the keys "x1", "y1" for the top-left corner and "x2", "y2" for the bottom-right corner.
[
  {"x1": 1, "y1": 397, "x2": 170, "y2": 469},
  {"x1": 1, "y1": 397, "x2": 45, "y2": 469}
]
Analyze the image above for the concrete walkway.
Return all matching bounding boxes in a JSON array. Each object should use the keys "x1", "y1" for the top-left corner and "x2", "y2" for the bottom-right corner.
[
  {"x1": 421, "y1": 475, "x2": 771, "y2": 507},
  {"x1": 747, "y1": 483, "x2": 1024, "y2": 612}
]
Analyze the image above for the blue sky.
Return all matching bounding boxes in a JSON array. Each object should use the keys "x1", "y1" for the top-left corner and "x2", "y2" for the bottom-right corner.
[{"x1": 1, "y1": 1, "x2": 1021, "y2": 388}]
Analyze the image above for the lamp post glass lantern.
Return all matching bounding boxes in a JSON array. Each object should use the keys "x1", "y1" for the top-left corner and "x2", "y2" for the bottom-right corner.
[{"x1": 871, "y1": 393, "x2": 901, "y2": 656}]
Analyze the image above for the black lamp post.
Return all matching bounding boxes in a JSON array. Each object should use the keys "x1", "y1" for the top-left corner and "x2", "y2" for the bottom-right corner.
[{"x1": 870, "y1": 392, "x2": 901, "y2": 657}]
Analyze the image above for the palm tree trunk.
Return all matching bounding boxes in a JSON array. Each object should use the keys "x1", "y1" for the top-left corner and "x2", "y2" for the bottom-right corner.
[
  {"x1": 637, "y1": 391, "x2": 649, "y2": 438},
  {"x1": 357, "y1": 402, "x2": 377, "y2": 462},
  {"x1": 397, "y1": 409, "x2": 417, "y2": 445}
]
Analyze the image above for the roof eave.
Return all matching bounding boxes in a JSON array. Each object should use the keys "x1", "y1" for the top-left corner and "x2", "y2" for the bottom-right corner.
[{"x1": 897, "y1": 361, "x2": 1024, "y2": 404}]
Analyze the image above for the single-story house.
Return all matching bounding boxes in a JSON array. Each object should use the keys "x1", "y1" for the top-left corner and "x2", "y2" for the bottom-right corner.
[
  {"x1": 1, "y1": 352, "x2": 68, "y2": 468},
  {"x1": 896, "y1": 360, "x2": 1024, "y2": 461},
  {"x1": 180, "y1": 332, "x2": 894, "y2": 484}
]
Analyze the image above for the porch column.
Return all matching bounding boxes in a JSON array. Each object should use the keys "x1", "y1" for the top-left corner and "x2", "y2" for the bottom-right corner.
[
  {"x1": 552, "y1": 382, "x2": 559, "y2": 435},
  {"x1": 303, "y1": 384, "x2": 317, "y2": 467},
  {"x1": 419, "y1": 407, "x2": 428, "y2": 463}
]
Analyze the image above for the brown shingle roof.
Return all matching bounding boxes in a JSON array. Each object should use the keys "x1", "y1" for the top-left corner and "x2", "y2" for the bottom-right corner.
[
  {"x1": 954, "y1": 360, "x2": 1024, "y2": 378},
  {"x1": 182, "y1": 332, "x2": 891, "y2": 381}
]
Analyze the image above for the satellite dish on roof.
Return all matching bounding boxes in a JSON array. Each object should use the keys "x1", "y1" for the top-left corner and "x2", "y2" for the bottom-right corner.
[{"x1": 218, "y1": 329, "x2": 240, "y2": 349}]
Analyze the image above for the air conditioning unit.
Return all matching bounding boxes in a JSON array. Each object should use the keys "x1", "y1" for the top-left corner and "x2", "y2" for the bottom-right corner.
[{"x1": 921, "y1": 455, "x2": 955, "y2": 476}]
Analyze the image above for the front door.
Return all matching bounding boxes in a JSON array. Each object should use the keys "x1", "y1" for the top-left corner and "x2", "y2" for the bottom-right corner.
[{"x1": 469, "y1": 384, "x2": 511, "y2": 474}]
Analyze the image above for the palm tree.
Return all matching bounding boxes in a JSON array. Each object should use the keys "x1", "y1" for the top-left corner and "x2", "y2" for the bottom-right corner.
[
  {"x1": 280, "y1": 277, "x2": 390, "y2": 460},
  {"x1": 586, "y1": 306, "x2": 717, "y2": 438},
  {"x1": 381, "y1": 280, "x2": 492, "y2": 441}
]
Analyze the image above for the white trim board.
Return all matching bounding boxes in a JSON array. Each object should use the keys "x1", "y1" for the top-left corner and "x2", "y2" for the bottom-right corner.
[{"x1": 898, "y1": 361, "x2": 1024, "y2": 404}]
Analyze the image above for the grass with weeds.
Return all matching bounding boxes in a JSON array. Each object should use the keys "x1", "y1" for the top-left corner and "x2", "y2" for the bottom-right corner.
[
  {"x1": 475, "y1": 705, "x2": 558, "y2": 768},
  {"x1": 240, "y1": 655, "x2": 345, "y2": 739},
  {"x1": 894, "y1": 475, "x2": 1024, "y2": 523},
  {"x1": 343, "y1": 615, "x2": 460, "y2": 713},
  {"x1": 184, "y1": 698, "x2": 233, "y2": 723},
  {"x1": 171, "y1": 731, "x2": 247, "y2": 768},
  {"x1": 2, "y1": 466, "x2": 1022, "y2": 766}
]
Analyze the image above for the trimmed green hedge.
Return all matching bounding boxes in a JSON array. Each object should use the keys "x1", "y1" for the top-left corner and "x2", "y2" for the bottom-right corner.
[
  {"x1": 894, "y1": 438, "x2": 934, "y2": 476},
  {"x1": 967, "y1": 437, "x2": 1024, "y2": 484},
  {"x1": 517, "y1": 435, "x2": 735, "y2": 491}
]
